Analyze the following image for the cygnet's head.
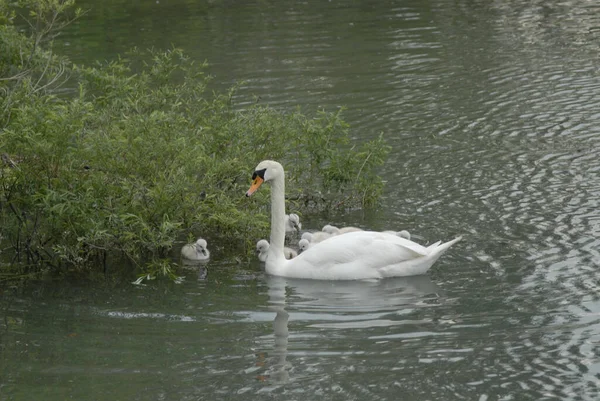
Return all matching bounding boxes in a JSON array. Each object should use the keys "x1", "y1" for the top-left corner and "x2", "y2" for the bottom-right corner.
[
  {"x1": 194, "y1": 238, "x2": 209, "y2": 257},
  {"x1": 287, "y1": 213, "x2": 302, "y2": 231},
  {"x1": 256, "y1": 239, "x2": 270, "y2": 254},
  {"x1": 397, "y1": 230, "x2": 411, "y2": 240},
  {"x1": 256, "y1": 239, "x2": 270, "y2": 262},
  {"x1": 298, "y1": 238, "x2": 311, "y2": 253},
  {"x1": 321, "y1": 224, "x2": 340, "y2": 235}
]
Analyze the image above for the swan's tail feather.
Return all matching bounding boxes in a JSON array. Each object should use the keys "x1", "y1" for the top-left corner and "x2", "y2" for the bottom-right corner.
[
  {"x1": 427, "y1": 236, "x2": 462, "y2": 262},
  {"x1": 433, "y1": 235, "x2": 462, "y2": 252},
  {"x1": 426, "y1": 240, "x2": 442, "y2": 250},
  {"x1": 380, "y1": 236, "x2": 462, "y2": 277}
]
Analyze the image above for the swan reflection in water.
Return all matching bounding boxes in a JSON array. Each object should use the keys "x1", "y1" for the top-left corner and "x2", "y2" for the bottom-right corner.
[{"x1": 260, "y1": 274, "x2": 441, "y2": 383}]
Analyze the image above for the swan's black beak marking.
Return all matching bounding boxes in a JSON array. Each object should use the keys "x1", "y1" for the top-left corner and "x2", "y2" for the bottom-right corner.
[{"x1": 246, "y1": 168, "x2": 266, "y2": 197}]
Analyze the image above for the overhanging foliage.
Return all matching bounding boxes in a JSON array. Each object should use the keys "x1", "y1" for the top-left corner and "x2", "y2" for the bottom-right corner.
[{"x1": 0, "y1": 0, "x2": 389, "y2": 281}]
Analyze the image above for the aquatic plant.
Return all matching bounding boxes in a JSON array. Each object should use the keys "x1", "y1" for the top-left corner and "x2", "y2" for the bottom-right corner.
[{"x1": 0, "y1": 0, "x2": 389, "y2": 281}]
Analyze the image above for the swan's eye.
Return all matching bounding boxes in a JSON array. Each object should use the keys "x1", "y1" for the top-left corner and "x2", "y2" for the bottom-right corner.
[{"x1": 252, "y1": 168, "x2": 266, "y2": 180}]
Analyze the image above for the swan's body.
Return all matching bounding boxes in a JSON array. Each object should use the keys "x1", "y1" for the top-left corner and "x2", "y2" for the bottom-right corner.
[
  {"x1": 246, "y1": 160, "x2": 462, "y2": 280},
  {"x1": 256, "y1": 239, "x2": 297, "y2": 262},
  {"x1": 181, "y1": 238, "x2": 210, "y2": 261},
  {"x1": 284, "y1": 213, "x2": 302, "y2": 233}
]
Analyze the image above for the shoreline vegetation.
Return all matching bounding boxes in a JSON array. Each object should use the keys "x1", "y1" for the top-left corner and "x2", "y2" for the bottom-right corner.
[{"x1": 0, "y1": 0, "x2": 389, "y2": 283}]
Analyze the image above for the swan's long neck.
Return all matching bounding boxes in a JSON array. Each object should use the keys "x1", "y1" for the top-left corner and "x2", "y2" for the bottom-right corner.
[
  {"x1": 267, "y1": 172, "x2": 287, "y2": 271},
  {"x1": 269, "y1": 174, "x2": 286, "y2": 252}
]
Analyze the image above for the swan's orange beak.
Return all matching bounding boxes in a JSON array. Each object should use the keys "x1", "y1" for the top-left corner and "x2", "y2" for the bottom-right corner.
[{"x1": 246, "y1": 176, "x2": 264, "y2": 197}]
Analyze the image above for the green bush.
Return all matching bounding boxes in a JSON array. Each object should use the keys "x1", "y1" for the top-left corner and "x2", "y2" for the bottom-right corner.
[{"x1": 0, "y1": 0, "x2": 389, "y2": 282}]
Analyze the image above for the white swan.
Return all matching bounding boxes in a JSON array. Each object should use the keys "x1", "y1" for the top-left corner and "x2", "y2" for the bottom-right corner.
[
  {"x1": 246, "y1": 160, "x2": 462, "y2": 280},
  {"x1": 256, "y1": 239, "x2": 298, "y2": 262},
  {"x1": 181, "y1": 238, "x2": 210, "y2": 261},
  {"x1": 284, "y1": 213, "x2": 302, "y2": 233}
]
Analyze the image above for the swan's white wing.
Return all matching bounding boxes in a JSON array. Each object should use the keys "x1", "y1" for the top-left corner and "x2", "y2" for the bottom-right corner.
[{"x1": 294, "y1": 231, "x2": 428, "y2": 270}]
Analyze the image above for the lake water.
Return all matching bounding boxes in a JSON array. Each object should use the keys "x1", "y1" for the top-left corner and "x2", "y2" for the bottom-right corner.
[{"x1": 3, "y1": 0, "x2": 600, "y2": 399}]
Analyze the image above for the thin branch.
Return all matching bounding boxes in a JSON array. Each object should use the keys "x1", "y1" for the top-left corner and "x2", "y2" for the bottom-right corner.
[
  {"x1": 354, "y1": 151, "x2": 372, "y2": 184},
  {"x1": 0, "y1": 70, "x2": 32, "y2": 81},
  {"x1": 33, "y1": 48, "x2": 54, "y2": 89}
]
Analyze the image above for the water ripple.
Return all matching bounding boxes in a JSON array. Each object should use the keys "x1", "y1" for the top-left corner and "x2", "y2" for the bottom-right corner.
[{"x1": 16, "y1": 0, "x2": 600, "y2": 399}]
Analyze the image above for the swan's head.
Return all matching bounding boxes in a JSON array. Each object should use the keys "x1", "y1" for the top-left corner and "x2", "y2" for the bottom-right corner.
[
  {"x1": 322, "y1": 224, "x2": 339, "y2": 235},
  {"x1": 194, "y1": 238, "x2": 209, "y2": 256},
  {"x1": 287, "y1": 213, "x2": 302, "y2": 231},
  {"x1": 298, "y1": 238, "x2": 310, "y2": 253},
  {"x1": 246, "y1": 160, "x2": 284, "y2": 197},
  {"x1": 301, "y1": 232, "x2": 313, "y2": 242}
]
